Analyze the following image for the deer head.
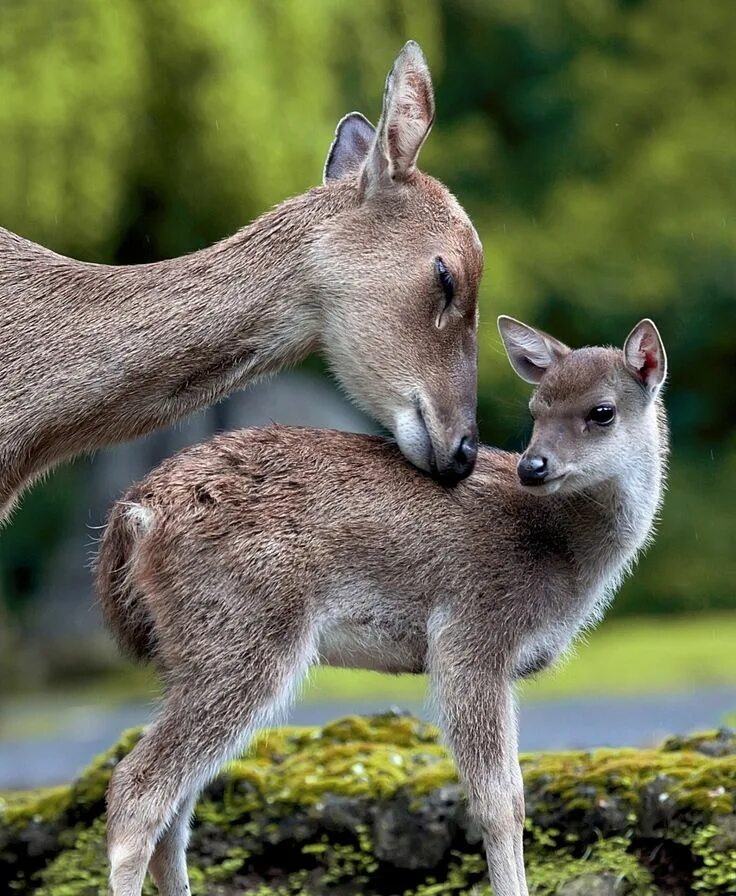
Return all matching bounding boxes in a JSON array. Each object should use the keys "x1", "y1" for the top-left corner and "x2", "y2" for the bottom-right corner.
[
  {"x1": 499, "y1": 316, "x2": 667, "y2": 495},
  {"x1": 317, "y1": 42, "x2": 482, "y2": 483}
]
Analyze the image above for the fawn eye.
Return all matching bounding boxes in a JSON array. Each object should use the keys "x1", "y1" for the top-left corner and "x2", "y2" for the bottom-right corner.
[
  {"x1": 587, "y1": 404, "x2": 616, "y2": 426},
  {"x1": 435, "y1": 257, "x2": 455, "y2": 306}
]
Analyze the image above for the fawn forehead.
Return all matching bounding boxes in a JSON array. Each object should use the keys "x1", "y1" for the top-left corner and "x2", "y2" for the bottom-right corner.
[{"x1": 532, "y1": 347, "x2": 625, "y2": 413}]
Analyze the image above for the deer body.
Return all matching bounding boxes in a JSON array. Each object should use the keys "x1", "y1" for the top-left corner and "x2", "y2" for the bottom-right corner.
[
  {"x1": 0, "y1": 42, "x2": 482, "y2": 520},
  {"x1": 97, "y1": 319, "x2": 668, "y2": 896}
]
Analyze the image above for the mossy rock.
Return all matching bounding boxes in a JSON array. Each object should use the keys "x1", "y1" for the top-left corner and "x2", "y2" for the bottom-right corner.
[{"x1": 1, "y1": 713, "x2": 734, "y2": 895}]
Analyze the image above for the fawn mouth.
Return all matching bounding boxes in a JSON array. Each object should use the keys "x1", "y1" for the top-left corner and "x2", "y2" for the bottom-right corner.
[{"x1": 520, "y1": 474, "x2": 567, "y2": 493}]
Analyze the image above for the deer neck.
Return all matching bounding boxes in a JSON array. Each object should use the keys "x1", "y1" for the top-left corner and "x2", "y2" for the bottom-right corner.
[
  {"x1": 0, "y1": 180, "x2": 361, "y2": 502},
  {"x1": 562, "y1": 401, "x2": 668, "y2": 613},
  {"x1": 108, "y1": 179, "x2": 360, "y2": 383}
]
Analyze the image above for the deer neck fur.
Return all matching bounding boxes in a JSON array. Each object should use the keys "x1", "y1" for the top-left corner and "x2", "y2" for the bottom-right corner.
[
  {"x1": 516, "y1": 399, "x2": 668, "y2": 636},
  {"x1": 0, "y1": 180, "x2": 360, "y2": 511}
]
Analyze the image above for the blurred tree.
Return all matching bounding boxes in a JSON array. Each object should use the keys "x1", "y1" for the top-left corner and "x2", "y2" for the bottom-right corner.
[
  {"x1": 0, "y1": 0, "x2": 733, "y2": 623},
  {"x1": 431, "y1": 0, "x2": 736, "y2": 615},
  {"x1": 0, "y1": 0, "x2": 442, "y2": 261},
  {"x1": 0, "y1": 0, "x2": 146, "y2": 260}
]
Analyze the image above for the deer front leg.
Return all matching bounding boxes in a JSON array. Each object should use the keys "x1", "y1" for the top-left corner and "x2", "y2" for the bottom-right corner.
[
  {"x1": 428, "y1": 626, "x2": 527, "y2": 896},
  {"x1": 509, "y1": 752, "x2": 529, "y2": 896}
]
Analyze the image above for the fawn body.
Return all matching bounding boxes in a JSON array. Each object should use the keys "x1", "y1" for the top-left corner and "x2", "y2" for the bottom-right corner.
[
  {"x1": 0, "y1": 42, "x2": 482, "y2": 521},
  {"x1": 98, "y1": 318, "x2": 668, "y2": 896}
]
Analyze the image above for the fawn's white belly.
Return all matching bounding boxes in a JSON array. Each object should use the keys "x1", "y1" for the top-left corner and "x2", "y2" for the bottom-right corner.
[
  {"x1": 317, "y1": 619, "x2": 426, "y2": 675},
  {"x1": 515, "y1": 621, "x2": 580, "y2": 679}
]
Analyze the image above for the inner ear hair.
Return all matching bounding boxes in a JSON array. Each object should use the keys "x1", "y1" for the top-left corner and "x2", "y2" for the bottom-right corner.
[
  {"x1": 497, "y1": 315, "x2": 570, "y2": 385},
  {"x1": 323, "y1": 112, "x2": 376, "y2": 183},
  {"x1": 624, "y1": 319, "x2": 667, "y2": 393},
  {"x1": 366, "y1": 41, "x2": 435, "y2": 190}
]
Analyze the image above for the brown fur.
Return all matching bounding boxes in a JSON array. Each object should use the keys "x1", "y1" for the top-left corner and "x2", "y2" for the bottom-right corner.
[
  {"x1": 0, "y1": 42, "x2": 482, "y2": 521},
  {"x1": 97, "y1": 319, "x2": 669, "y2": 896}
]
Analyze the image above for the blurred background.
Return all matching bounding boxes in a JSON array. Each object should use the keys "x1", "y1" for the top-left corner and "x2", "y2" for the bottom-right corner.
[{"x1": 0, "y1": 0, "x2": 734, "y2": 788}]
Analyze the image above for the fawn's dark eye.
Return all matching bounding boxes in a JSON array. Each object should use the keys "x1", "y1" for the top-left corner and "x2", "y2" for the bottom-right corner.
[
  {"x1": 587, "y1": 404, "x2": 616, "y2": 426},
  {"x1": 435, "y1": 257, "x2": 455, "y2": 306}
]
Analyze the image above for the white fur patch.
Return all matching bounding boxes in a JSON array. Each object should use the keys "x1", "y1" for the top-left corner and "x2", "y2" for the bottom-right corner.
[
  {"x1": 510, "y1": 327, "x2": 553, "y2": 368},
  {"x1": 124, "y1": 502, "x2": 155, "y2": 535}
]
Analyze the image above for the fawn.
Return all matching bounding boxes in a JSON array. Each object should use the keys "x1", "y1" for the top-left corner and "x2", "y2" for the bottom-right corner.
[
  {"x1": 0, "y1": 41, "x2": 482, "y2": 521},
  {"x1": 97, "y1": 317, "x2": 668, "y2": 896}
]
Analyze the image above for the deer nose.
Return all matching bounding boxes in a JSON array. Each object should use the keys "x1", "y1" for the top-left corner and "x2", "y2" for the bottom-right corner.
[
  {"x1": 518, "y1": 455, "x2": 548, "y2": 486},
  {"x1": 437, "y1": 430, "x2": 478, "y2": 484}
]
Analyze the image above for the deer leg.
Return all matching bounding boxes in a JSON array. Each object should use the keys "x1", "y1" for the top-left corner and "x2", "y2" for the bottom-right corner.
[
  {"x1": 509, "y1": 754, "x2": 529, "y2": 896},
  {"x1": 147, "y1": 795, "x2": 197, "y2": 896},
  {"x1": 106, "y1": 628, "x2": 316, "y2": 896},
  {"x1": 428, "y1": 627, "x2": 524, "y2": 896}
]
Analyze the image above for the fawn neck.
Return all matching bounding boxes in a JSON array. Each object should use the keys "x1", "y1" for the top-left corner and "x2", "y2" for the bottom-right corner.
[{"x1": 556, "y1": 401, "x2": 667, "y2": 619}]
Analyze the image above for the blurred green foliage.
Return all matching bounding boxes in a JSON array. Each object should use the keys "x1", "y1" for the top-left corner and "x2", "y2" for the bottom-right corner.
[{"x1": 0, "y1": 0, "x2": 733, "y2": 617}]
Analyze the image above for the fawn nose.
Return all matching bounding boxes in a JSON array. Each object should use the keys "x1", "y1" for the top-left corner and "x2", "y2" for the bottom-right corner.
[
  {"x1": 437, "y1": 430, "x2": 478, "y2": 484},
  {"x1": 518, "y1": 454, "x2": 548, "y2": 486}
]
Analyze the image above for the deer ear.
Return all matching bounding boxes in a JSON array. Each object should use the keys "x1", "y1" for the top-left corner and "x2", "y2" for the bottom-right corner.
[
  {"x1": 624, "y1": 319, "x2": 667, "y2": 396},
  {"x1": 363, "y1": 41, "x2": 435, "y2": 194},
  {"x1": 498, "y1": 316, "x2": 570, "y2": 385},
  {"x1": 323, "y1": 113, "x2": 376, "y2": 183}
]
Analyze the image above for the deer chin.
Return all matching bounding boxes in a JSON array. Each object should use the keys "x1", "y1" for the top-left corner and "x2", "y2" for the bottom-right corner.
[
  {"x1": 392, "y1": 406, "x2": 434, "y2": 473},
  {"x1": 521, "y1": 473, "x2": 568, "y2": 496}
]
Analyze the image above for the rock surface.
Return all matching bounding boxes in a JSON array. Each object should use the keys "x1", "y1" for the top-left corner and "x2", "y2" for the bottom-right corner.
[{"x1": 1, "y1": 712, "x2": 735, "y2": 895}]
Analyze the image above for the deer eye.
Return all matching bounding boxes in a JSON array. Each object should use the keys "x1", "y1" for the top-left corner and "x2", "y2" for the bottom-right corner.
[
  {"x1": 587, "y1": 404, "x2": 616, "y2": 426},
  {"x1": 435, "y1": 257, "x2": 455, "y2": 306}
]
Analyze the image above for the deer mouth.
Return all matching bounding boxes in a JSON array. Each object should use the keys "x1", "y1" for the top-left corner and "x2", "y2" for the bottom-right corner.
[
  {"x1": 392, "y1": 404, "x2": 434, "y2": 474},
  {"x1": 417, "y1": 407, "x2": 437, "y2": 471},
  {"x1": 521, "y1": 473, "x2": 567, "y2": 494},
  {"x1": 394, "y1": 402, "x2": 475, "y2": 484}
]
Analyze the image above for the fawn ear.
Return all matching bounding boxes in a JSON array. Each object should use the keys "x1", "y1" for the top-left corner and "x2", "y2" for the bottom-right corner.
[
  {"x1": 363, "y1": 41, "x2": 435, "y2": 194},
  {"x1": 624, "y1": 319, "x2": 667, "y2": 396},
  {"x1": 323, "y1": 113, "x2": 376, "y2": 183},
  {"x1": 498, "y1": 316, "x2": 570, "y2": 385}
]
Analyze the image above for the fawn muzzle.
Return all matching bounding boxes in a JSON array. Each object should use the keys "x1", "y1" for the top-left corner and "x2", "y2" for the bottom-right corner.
[{"x1": 518, "y1": 454, "x2": 549, "y2": 486}]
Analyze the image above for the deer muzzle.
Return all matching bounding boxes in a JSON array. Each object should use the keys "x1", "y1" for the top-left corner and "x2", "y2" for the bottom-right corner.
[{"x1": 394, "y1": 404, "x2": 477, "y2": 484}]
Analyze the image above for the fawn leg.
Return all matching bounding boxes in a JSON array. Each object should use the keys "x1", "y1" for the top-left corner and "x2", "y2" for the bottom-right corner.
[
  {"x1": 107, "y1": 630, "x2": 316, "y2": 896},
  {"x1": 509, "y1": 755, "x2": 529, "y2": 896},
  {"x1": 428, "y1": 626, "x2": 524, "y2": 896},
  {"x1": 147, "y1": 794, "x2": 197, "y2": 896}
]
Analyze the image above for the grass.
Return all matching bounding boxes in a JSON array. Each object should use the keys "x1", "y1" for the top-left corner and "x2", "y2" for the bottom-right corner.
[{"x1": 304, "y1": 612, "x2": 736, "y2": 704}]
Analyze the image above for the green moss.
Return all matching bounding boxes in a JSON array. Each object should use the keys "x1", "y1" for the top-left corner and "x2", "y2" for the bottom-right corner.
[
  {"x1": 400, "y1": 839, "x2": 653, "y2": 896},
  {"x1": 522, "y1": 745, "x2": 736, "y2": 817},
  {"x1": 663, "y1": 728, "x2": 736, "y2": 758},
  {"x1": 0, "y1": 785, "x2": 70, "y2": 830},
  {"x1": 690, "y1": 822, "x2": 736, "y2": 892},
  {"x1": 205, "y1": 713, "x2": 451, "y2": 816},
  {"x1": 69, "y1": 728, "x2": 143, "y2": 808},
  {"x1": 406, "y1": 852, "x2": 487, "y2": 895},
  {"x1": 3, "y1": 715, "x2": 735, "y2": 895},
  {"x1": 525, "y1": 837, "x2": 654, "y2": 896},
  {"x1": 33, "y1": 817, "x2": 116, "y2": 896},
  {"x1": 0, "y1": 727, "x2": 142, "y2": 835}
]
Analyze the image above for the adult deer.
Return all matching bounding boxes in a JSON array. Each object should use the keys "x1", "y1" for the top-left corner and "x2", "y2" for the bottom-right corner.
[
  {"x1": 0, "y1": 42, "x2": 482, "y2": 522},
  {"x1": 98, "y1": 318, "x2": 668, "y2": 896}
]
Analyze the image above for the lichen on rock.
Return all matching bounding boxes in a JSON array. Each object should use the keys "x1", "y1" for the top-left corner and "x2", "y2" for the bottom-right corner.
[{"x1": 1, "y1": 713, "x2": 734, "y2": 894}]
